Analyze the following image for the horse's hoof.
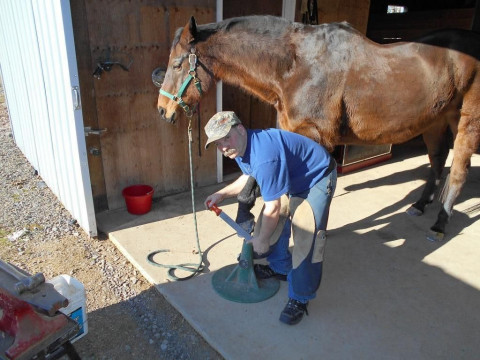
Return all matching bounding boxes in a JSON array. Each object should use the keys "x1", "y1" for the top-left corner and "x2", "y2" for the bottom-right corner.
[
  {"x1": 406, "y1": 206, "x2": 423, "y2": 216},
  {"x1": 237, "y1": 250, "x2": 271, "y2": 260},
  {"x1": 426, "y1": 230, "x2": 444, "y2": 242}
]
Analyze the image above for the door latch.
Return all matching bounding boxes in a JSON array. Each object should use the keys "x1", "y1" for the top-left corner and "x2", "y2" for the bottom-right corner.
[{"x1": 72, "y1": 86, "x2": 81, "y2": 110}]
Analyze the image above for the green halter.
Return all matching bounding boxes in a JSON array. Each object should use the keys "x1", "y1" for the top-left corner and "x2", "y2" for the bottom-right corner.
[{"x1": 159, "y1": 51, "x2": 202, "y2": 118}]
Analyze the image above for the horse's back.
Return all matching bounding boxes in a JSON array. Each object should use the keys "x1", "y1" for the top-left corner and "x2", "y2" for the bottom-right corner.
[{"x1": 299, "y1": 25, "x2": 479, "y2": 143}]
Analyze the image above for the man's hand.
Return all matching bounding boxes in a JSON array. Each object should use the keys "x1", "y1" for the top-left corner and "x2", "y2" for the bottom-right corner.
[
  {"x1": 204, "y1": 174, "x2": 251, "y2": 209},
  {"x1": 204, "y1": 193, "x2": 225, "y2": 209}
]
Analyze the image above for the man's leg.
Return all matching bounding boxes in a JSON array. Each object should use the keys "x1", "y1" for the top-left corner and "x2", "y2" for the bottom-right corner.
[{"x1": 281, "y1": 170, "x2": 336, "y2": 325}]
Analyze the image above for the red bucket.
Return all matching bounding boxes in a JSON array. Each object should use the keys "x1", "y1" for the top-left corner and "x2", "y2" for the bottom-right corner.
[{"x1": 122, "y1": 185, "x2": 154, "y2": 215}]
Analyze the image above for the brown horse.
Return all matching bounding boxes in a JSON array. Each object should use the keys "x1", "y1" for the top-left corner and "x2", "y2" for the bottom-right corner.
[{"x1": 157, "y1": 15, "x2": 480, "y2": 241}]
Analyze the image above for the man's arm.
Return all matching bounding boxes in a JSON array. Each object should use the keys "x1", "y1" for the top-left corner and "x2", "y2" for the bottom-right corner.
[
  {"x1": 204, "y1": 174, "x2": 250, "y2": 208},
  {"x1": 249, "y1": 198, "x2": 281, "y2": 254}
]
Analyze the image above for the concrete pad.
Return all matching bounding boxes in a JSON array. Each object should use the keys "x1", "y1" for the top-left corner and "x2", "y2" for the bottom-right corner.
[{"x1": 97, "y1": 146, "x2": 480, "y2": 360}]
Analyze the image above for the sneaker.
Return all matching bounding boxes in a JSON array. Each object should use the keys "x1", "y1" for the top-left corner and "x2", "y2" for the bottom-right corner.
[
  {"x1": 253, "y1": 264, "x2": 287, "y2": 281},
  {"x1": 279, "y1": 299, "x2": 309, "y2": 325}
]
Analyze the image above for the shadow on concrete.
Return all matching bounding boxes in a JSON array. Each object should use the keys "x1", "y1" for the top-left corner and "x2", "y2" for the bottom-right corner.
[
  {"x1": 341, "y1": 159, "x2": 480, "y2": 243},
  {"x1": 96, "y1": 178, "x2": 242, "y2": 234},
  {"x1": 96, "y1": 140, "x2": 430, "y2": 234},
  {"x1": 100, "y1": 140, "x2": 480, "y2": 359},
  {"x1": 155, "y1": 176, "x2": 480, "y2": 359}
]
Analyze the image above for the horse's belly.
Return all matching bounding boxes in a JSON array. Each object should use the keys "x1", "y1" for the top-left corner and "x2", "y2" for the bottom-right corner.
[
  {"x1": 343, "y1": 85, "x2": 456, "y2": 144},
  {"x1": 340, "y1": 127, "x2": 419, "y2": 145},
  {"x1": 343, "y1": 109, "x2": 451, "y2": 145}
]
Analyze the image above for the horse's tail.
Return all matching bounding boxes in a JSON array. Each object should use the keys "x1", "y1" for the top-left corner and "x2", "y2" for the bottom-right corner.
[
  {"x1": 438, "y1": 156, "x2": 473, "y2": 204},
  {"x1": 440, "y1": 171, "x2": 480, "y2": 215}
]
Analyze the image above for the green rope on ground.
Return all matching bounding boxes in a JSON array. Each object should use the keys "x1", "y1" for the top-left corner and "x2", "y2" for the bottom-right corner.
[{"x1": 146, "y1": 118, "x2": 205, "y2": 281}]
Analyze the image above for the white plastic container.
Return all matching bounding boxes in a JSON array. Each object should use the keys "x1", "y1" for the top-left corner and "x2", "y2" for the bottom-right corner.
[{"x1": 47, "y1": 274, "x2": 88, "y2": 342}]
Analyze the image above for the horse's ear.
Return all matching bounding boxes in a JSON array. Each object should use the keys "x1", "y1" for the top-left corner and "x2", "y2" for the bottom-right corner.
[
  {"x1": 189, "y1": 16, "x2": 197, "y2": 40},
  {"x1": 181, "y1": 16, "x2": 197, "y2": 44}
]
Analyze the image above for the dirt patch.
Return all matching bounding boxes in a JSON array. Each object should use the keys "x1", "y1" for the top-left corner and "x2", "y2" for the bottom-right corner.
[{"x1": 0, "y1": 78, "x2": 222, "y2": 359}]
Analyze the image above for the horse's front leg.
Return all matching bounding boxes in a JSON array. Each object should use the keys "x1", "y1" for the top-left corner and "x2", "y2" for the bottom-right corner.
[
  {"x1": 407, "y1": 123, "x2": 450, "y2": 216},
  {"x1": 427, "y1": 115, "x2": 479, "y2": 241}
]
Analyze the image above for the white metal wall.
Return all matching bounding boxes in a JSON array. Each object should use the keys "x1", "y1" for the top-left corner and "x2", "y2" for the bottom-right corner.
[{"x1": 0, "y1": 0, "x2": 97, "y2": 236}]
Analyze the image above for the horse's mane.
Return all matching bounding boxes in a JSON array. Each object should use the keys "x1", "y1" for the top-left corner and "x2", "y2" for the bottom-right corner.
[
  {"x1": 201, "y1": 15, "x2": 291, "y2": 36},
  {"x1": 170, "y1": 15, "x2": 364, "y2": 91},
  {"x1": 172, "y1": 15, "x2": 361, "y2": 48},
  {"x1": 212, "y1": 16, "x2": 363, "y2": 38},
  {"x1": 171, "y1": 16, "x2": 294, "y2": 47}
]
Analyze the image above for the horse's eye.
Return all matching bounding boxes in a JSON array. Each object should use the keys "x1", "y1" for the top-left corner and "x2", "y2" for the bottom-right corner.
[{"x1": 173, "y1": 62, "x2": 182, "y2": 71}]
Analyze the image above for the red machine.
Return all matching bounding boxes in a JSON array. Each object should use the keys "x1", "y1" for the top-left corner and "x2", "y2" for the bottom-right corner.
[{"x1": 0, "y1": 260, "x2": 81, "y2": 359}]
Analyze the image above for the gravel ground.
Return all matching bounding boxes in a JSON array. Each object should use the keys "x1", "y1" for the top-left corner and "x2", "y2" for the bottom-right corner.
[{"x1": 0, "y1": 79, "x2": 222, "y2": 360}]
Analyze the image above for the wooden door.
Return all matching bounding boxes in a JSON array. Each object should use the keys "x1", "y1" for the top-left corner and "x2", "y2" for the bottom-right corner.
[{"x1": 74, "y1": 1, "x2": 217, "y2": 210}]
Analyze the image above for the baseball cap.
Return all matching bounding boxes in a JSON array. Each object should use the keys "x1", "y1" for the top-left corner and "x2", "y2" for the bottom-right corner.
[{"x1": 204, "y1": 111, "x2": 241, "y2": 149}]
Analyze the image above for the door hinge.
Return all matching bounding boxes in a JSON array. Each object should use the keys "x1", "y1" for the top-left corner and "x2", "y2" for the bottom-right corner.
[
  {"x1": 89, "y1": 147, "x2": 102, "y2": 156},
  {"x1": 84, "y1": 127, "x2": 107, "y2": 136}
]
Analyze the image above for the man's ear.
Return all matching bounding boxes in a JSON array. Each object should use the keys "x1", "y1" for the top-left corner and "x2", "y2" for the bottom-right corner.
[
  {"x1": 237, "y1": 124, "x2": 247, "y2": 135},
  {"x1": 181, "y1": 16, "x2": 197, "y2": 44}
]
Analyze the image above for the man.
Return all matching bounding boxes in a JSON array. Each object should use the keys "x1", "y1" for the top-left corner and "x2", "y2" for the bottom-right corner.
[{"x1": 204, "y1": 111, "x2": 336, "y2": 325}]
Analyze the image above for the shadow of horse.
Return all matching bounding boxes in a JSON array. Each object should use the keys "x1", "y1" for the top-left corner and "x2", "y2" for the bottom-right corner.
[
  {"x1": 337, "y1": 163, "x2": 480, "y2": 246},
  {"x1": 318, "y1": 205, "x2": 480, "y2": 358},
  {"x1": 343, "y1": 163, "x2": 431, "y2": 192}
]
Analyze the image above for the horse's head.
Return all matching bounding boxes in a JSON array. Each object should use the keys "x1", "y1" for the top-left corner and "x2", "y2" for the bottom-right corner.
[{"x1": 157, "y1": 17, "x2": 212, "y2": 124}]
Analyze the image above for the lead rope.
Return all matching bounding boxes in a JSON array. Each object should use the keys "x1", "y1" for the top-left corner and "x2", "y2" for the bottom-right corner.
[{"x1": 146, "y1": 116, "x2": 205, "y2": 281}]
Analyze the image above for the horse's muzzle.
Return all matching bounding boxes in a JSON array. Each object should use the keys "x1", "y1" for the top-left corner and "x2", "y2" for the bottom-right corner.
[{"x1": 157, "y1": 107, "x2": 176, "y2": 124}]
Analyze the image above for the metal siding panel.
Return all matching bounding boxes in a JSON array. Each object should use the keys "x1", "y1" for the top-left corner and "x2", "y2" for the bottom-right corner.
[
  {"x1": 13, "y1": 2, "x2": 39, "y2": 170},
  {"x1": 1, "y1": 2, "x2": 39, "y2": 170},
  {"x1": 56, "y1": 0, "x2": 84, "y2": 222},
  {"x1": 32, "y1": 1, "x2": 65, "y2": 199},
  {"x1": 23, "y1": 5, "x2": 58, "y2": 185},
  {"x1": 45, "y1": 2, "x2": 70, "y2": 202},
  {"x1": 49, "y1": 0, "x2": 95, "y2": 235},
  {"x1": 59, "y1": 0, "x2": 97, "y2": 233},
  {"x1": 17, "y1": 2, "x2": 54, "y2": 179},
  {"x1": 0, "y1": 0, "x2": 97, "y2": 236},
  {"x1": 0, "y1": 7, "x2": 18, "y2": 139},
  {"x1": 33, "y1": 0, "x2": 82, "y2": 225},
  {"x1": 0, "y1": 3, "x2": 22, "y2": 146}
]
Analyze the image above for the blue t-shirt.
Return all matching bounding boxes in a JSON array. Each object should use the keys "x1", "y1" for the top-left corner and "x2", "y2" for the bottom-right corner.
[{"x1": 235, "y1": 128, "x2": 332, "y2": 201}]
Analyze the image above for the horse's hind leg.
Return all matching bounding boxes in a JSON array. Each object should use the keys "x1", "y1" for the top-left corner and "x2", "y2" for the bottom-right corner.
[
  {"x1": 427, "y1": 116, "x2": 480, "y2": 241},
  {"x1": 235, "y1": 176, "x2": 260, "y2": 233},
  {"x1": 407, "y1": 123, "x2": 450, "y2": 216}
]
